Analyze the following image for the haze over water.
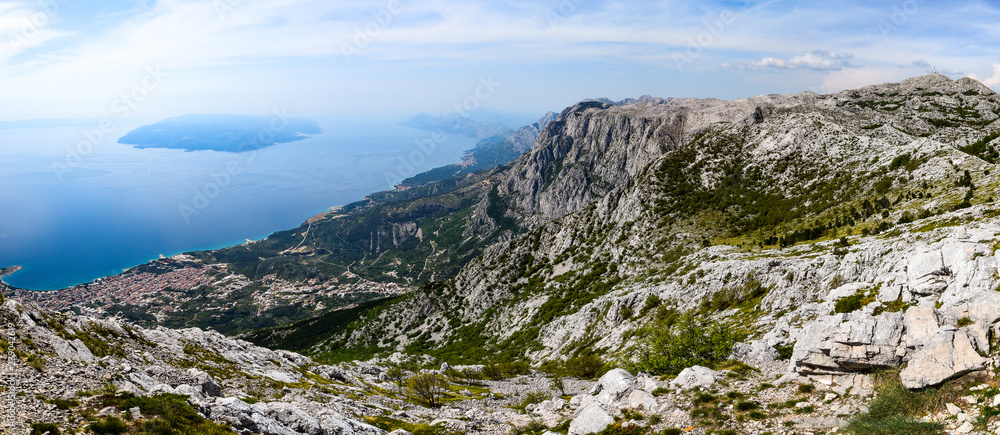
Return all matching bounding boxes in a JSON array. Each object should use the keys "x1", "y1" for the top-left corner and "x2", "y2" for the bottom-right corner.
[{"x1": 0, "y1": 119, "x2": 477, "y2": 290}]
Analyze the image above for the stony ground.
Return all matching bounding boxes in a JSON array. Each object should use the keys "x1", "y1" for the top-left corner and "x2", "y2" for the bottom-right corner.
[{"x1": 8, "y1": 294, "x2": 1000, "y2": 434}]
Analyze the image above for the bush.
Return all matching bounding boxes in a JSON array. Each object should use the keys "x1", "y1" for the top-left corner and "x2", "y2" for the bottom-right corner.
[
  {"x1": 481, "y1": 364, "x2": 505, "y2": 380},
  {"x1": 47, "y1": 398, "x2": 78, "y2": 410},
  {"x1": 640, "y1": 294, "x2": 661, "y2": 316},
  {"x1": 88, "y1": 417, "x2": 127, "y2": 434},
  {"x1": 634, "y1": 313, "x2": 741, "y2": 375},
  {"x1": 834, "y1": 292, "x2": 873, "y2": 314},
  {"x1": 30, "y1": 423, "x2": 61, "y2": 435},
  {"x1": 773, "y1": 343, "x2": 794, "y2": 360},
  {"x1": 482, "y1": 361, "x2": 530, "y2": 381},
  {"x1": 563, "y1": 354, "x2": 606, "y2": 379}
]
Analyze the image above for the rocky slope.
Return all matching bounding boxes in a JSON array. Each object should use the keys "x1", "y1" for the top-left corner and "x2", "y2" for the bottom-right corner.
[
  {"x1": 8, "y1": 293, "x2": 1000, "y2": 435},
  {"x1": 302, "y1": 74, "x2": 1000, "y2": 391}
]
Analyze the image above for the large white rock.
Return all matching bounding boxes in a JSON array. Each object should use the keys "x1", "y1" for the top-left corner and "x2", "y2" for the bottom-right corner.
[
  {"x1": 261, "y1": 402, "x2": 324, "y2": 435},
  {"x1": 595, "y1": 368, "x2": 635, "y2": 403},
  {"x1": 907, "y1": 250, "x2": 950, "y2": 296},
  {"x1": 530, "y1": 398, "x2": 568, "y2": 427},
  {"x1": 625, "y1": 389, "x2": 658, "y2": 412},
  {"x1": 568, "y1": 404, "x2": 614, "y2": 435},
  {"x1": 900, "y1": 327, "x2": 986, "y2": 389},
  {"x1": 669, "y1": 366, "x2": 721, "y2": 390},
  {"x1": 202, "y1": 397, "x2": 298, "y2": 435}
]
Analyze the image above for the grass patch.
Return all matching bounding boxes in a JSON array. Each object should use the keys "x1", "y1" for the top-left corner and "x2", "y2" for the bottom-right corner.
[{"x1": 844, "y1": 373, "x2": 943, "y2": 434}]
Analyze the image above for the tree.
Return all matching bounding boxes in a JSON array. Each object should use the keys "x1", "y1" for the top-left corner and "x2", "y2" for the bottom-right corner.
[
  {"x1": 385, "y1": 364, "x2": 406, "y2": 391},
  {"x1": 407, "y1": 373, "x2": 449, "y2": 408}
]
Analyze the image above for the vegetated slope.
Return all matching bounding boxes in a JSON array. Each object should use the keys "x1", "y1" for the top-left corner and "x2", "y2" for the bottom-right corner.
[
  {"x1": 281, "y1": 74, "x2": 1000, "y2": 371},
  {"x1": 9, "y1": 114, "x2": 555, "y2": 333}
]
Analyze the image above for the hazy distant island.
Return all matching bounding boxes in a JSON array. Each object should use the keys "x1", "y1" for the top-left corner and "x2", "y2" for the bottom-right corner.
[{"x1": 117, "y1": 114, "x2": 322, "y2": 152}]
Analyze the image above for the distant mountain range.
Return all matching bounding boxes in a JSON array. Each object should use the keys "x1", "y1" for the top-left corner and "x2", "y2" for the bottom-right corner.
[
  {"x1": 400, "y1": 113, "x2": 514, "y2": 140},
  {"x1": 117, "y1": 113, "x2": 322, "y2": 152}
]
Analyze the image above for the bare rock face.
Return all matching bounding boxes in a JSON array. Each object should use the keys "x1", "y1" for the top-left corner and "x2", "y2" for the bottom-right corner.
[
  {"x1": 900, "y1": 327, "x2": 987, "y2": 389},
  {"x1": 793, "y1": 311, "x2": 905, "y2": 375}
]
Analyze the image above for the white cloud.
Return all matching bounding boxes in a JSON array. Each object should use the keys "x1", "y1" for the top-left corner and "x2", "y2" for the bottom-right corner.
[
  {"x1": 0, "y1": 1, "x2": 70, "y2": 62},
  {"x1": 968, "y1": 63, "x2": 1000, "y2": 90},
  {"x1": 741, "y1": 50, "x2": 858, "y2": 71}
]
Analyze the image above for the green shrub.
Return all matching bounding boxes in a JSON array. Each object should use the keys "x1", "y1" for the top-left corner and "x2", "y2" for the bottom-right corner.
[
  {"x1": 659, "y1": 429, "x2": 683, "y2": 435},
  {"x1": 889, "y1": 153, "x2": 911, "y2": 170},
  {"x1": 88, "y1": 417, "x2": 127, "y2": 434},
  {"x1": 736, "y1": 401, "x2": 759, "y2": 411},
  {"x1": 834, "y1": 291, "x2": 874, "y2": 314},
  {"x1": 30, "y1": 422, "x2": 61, "y2": 435},
  {"x1": 640, "y1": 295, "x2": 661, "y2": 316},
  {"x1": 634, "y1": 313, "x2": 742, "y2": 375},
  {"x1": 563, "y1": 354, "x2": 606, "y2": 379},
  {"x1": 481, "y1": 364, "x2": 505, "y2": 380},
  {"x1": 798, "y1": 384, "x2": 816, "y2": 394},
  {"x1": 774, "y1": 343, "x2": 794, "y2": 360},
  {"x1": 957, "y1": 317, "x2": 974, "y2": 327},
  {"x1": 47, "y1": 398, "x2": 79, "y2": 410}
]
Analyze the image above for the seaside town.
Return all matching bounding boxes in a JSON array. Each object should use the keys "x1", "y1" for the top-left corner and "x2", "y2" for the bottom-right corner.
[{"x1": 3, "y1": 254, "x2": 409, "y2": 324}]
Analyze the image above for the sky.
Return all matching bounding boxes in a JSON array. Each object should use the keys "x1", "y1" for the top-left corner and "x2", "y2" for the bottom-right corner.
[{"x1": 1, "y1": 0, "x2": 1000, "y2": 123}]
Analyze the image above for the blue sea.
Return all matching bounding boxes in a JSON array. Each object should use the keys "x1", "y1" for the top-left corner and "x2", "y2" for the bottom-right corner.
[{"x1": 0, "y1": 118, "x2": 478, "y2": 290}]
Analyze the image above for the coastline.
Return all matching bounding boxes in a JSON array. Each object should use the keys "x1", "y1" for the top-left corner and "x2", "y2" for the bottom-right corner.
[
  {"x1": 3, "y1": 204, "x2": 344, "y2": 292},
  {"x1": 0, "y1": 265, "x2": 22, "y2": 290}
]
